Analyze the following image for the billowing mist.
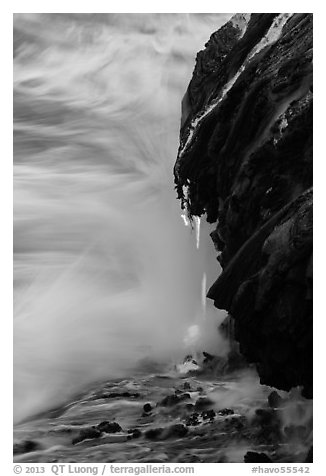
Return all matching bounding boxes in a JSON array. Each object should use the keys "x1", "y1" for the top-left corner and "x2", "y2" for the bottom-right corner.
[{"x1": 13, "y1": 13, "x2": 232, "y2": 423}]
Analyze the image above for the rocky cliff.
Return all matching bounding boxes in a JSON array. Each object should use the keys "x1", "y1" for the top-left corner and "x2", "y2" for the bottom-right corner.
[{"x1": 174, "y1": 13, "x2": 313, "y2": 397}]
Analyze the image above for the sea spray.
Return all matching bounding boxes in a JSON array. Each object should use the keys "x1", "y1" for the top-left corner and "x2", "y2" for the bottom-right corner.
[{"x1": 13, "y1": 13, "x2": 232, "y2": 422}]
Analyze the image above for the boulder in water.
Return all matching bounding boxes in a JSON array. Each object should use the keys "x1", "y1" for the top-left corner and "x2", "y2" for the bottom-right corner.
[
  {"x1": 218, "y1": 408, "x2": 234, "y2": 416},
  {"x1": 143, "y1": 402, "x2": 152, "y2": 413},
  {"x1": 185, "y1": 412, "x2": 200, "y2": 426},
  {"x1": 97, "y1": 421, "x2": 122, "y2": 433},
  {"x1": 202, "y1": 409, "x2": 216, "y2": 420},
  {"x1": 166, "y1": 423, "x2": 188, "y2": 438},
  {"x1": 72, "y1": 427, "x2": 102, "y2": 445},
  {"x1": 127, "y1": 428, "x2": 142, "y2": 439},
  {"x1": 160, "y1": 393, "x2": 191, "y2": 406}
]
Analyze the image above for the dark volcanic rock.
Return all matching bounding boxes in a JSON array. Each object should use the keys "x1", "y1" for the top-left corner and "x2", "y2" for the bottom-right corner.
[
  {"x1": 218, "y1": 408, "x2": 234, "y2": 416},
  {"x1": 143, "y1": 403, "x2": 152, "y2": 413},
  {"x1": 194, "y1": 397, "x2": 213, "y2": 410},
  {"x1": 268, "y1": 390, "x2": 284, "y2": 408},
  {"x1": 185, "y1": 412, "x2": 200, "y2": 426},
  {"x1": 127, "y1": 428, "x2": 142, "y2": 439},
  {"x1": 159, "y1": 393, "x2": 191, "y2": 407},
  {"x1": 97, "y1": 421, "x2": 122, "y2": 433},
  {"x1": 13, "y1": 439, "x2": 40, "y2": 455},
  {"x1": 145, "y1": 424, "x2": 189, "y2": 440},
  {"x1": 174, "y1": 13, "x2": 313, "y2": 397},
  {"x1": 244, "y1": 451, "x2": 272, "y2": 463},
  {"x1": 144, "y1": 427, "x2": 164, "y2": 440},
  {"x1": 72, "y1": 427, "x2": 102, "y2": 445},
  {"x1": 202, "y1": 409, "x2": 216, "y2": 420}
]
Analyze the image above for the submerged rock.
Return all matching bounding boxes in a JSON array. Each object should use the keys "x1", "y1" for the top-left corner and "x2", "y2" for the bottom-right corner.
[
  {"x1": 174, "y1": 13, "x2": 313, "y2": 398},
  {"x1": 72, "y1": 420, "x2": 123, "y2": 445},
  {"x1": 166, "y1": 424, "x2": 189, "y2": 438},
  {"x1": 127, "y1": 428, "x2": 142, "y2": 439}
]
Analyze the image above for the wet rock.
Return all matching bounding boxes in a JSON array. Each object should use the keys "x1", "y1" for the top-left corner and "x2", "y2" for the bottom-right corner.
[
  {"x1": 145, "y1": 428, "x2": 164, "y2": 440},
  {"x1": 201, "y1": 409, "x2": 216, "y2": 420},
  {"x1": 180, "y1": 393, "x2": 191, "y2": 401},
  {"x1": 218, "y1": 408, "x2": 234, "y2": 416},
  {"x1": 166, "y1": 423, "x2": 188, "y2": 438},
  {"x1": 127, "y1": 428, "x2": 142, "y2": 439},
  {"x1": 143, "y1": 403, "x2": 152, "y2": 413},
  {"x1": 174, "y1": 13, "x2": 313, "y2": 398},
  {"x1": 185, "y1": 412, "x2": 200, "y2": 426},
  {"x1": 160, "y1": 394, "x2": 179, "y2": 406},
  {"x1": 183, "y1": 382, "x2": 191, "y2": 390},
  {"x1": 97, "y1": 421, "x2": 122, "y2": 433},
  {"x1": 194, "y1": 397, "x2": 213, "y2": 409},
  {"x1": 13, "y1": 440, "x2": 40, "y2": 455},
  {"x1": 244, "y1": 451, "x2": 272, "y2": 463},
  {"x1": 72, "y1": 427, "x2": 102, "y2": 445},
  {"x1": 160, "y1": 393, "x2": 191, "y2": 407},
  {"x1": 268, "y1": 391, "x2": 284, "y2": 408}
]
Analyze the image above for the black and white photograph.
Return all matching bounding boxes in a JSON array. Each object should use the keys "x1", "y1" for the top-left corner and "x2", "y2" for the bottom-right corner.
[{"x1": 12, "y1": 5, "x2": 314, "y2": 468}]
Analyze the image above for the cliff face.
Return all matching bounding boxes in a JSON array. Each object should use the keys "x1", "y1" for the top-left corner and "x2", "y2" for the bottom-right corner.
[{"x1": 174, "y1": 14, "x2": 313, "y2": 397}]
